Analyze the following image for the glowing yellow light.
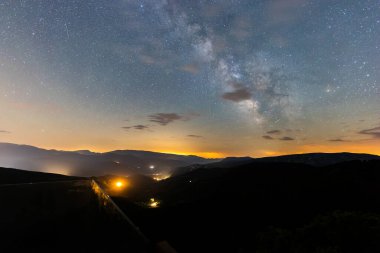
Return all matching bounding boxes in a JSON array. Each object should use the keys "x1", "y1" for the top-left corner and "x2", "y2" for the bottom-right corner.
[
  {"x1": 152, "y1": 174, "x2": 171, "y2": 181},
  {"x1": 110, "y1": 179, "x2": 129, "y2": 192},
  {"x1": 149, "y1": 198, "x2": 160, "y2": 208}
]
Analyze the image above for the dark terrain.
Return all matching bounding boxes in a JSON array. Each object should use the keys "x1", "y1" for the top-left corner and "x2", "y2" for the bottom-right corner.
[
  {"x1": 111, "y1": 156, "x2": 380, "y2": 253},
  {"x1": 0, "y1": 166, "x2": 79, "y2": 184},
  {"x1": 0, "y1": 167, "x2": 148, "y2": 253},
  {"x1": 1, "y1": 152, "x2": 380, "y2": 252}
]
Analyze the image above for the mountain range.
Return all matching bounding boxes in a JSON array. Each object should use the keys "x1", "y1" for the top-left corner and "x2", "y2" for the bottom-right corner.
[
  {"x1": 0, "y1": 142, "x2": 379, "y2": 177},
  {"x1": 173, "y1": 152, "x2": 380, "y2": 175},
  {"x1": 0, "y1": 142, "x2": 217, "y2": 177}
]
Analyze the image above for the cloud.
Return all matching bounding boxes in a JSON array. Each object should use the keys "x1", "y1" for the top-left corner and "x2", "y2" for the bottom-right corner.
[
  {"x1": 149, "y1": 113, "x2": 200, "y2": 126},
  {"x1": 122, "y1": 125, "x2": 149, "y2": 130},
  {"x1": 267, "y1": 130, "x2": 281, "y2": 135},
  {"x1": 222, "y1": 84, "x2": 252, "y2": 102},
  {"x1": 149, "y1": 113, "x2": 182, "y2": 125},
  {"x1": 133, "y1": 125, "x2": 149, "y2": 130},
  {"x1": 0, "y1": 130, "x2": 11, "y2": 134},
  {"x1": 279, "y1": 136, "x2": 294, "y2": 141},
  {"x1": 187, "y1": 134, "x2": 203, "y2": 138},
  {"x1": 358, "y1": 126, "x2": 380, "y2": 139},
  {"x1": 262, "y1": 135, "x2": 274, "y2": 140},
  {"x1": 328, "y1": 138, "x2": 350, "y2": 142},
  {"x1": 180, "y1": 64, "x2": 199, "y2": 74}
]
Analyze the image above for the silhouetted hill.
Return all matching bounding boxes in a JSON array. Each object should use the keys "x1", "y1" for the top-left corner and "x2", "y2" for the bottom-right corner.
[
  {"x1": 257, "y1": 152, "x2": 380, "y2": 166},
  {"x1": 0, "y1": 167, "x2": 79, "y2": 185},
  {"x1": 173, "y1": 152, "x2": 380, "y2": 175},
  {"x1": 158, "y1": 160, "x2": 380, "y2": 207},
  {"x1": 0, "y1": 177, "x2": 148, "y2": 252},
  {"x1": 0, "y1": 142, "x2": 217, "y2": 177},
  {"x1": 114, "y1": 159, "x2": 380, "y2": 253}
]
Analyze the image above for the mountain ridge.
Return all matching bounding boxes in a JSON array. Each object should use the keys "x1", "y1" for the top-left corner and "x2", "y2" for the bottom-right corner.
[
  {"x1": 0, "y1": 142, "x2": 218, "y2": 177},
  {"x1": 1, "y1": 142, "x2": 379, "y2": 177}
]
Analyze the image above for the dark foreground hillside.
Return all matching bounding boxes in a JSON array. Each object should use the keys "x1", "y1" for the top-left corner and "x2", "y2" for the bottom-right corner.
[
  {"x1": 0, "y1": 166, "x2": 79, "y2": 184},
  {"x1": 113, "y1": 160, "x2": 380, "y2": 253},
  {"x1": 1, "y1": 158, "x2": 380, "y2": 252},
  {"x1": 0, "y1": 168, "x2": 149, "y2": 253}
]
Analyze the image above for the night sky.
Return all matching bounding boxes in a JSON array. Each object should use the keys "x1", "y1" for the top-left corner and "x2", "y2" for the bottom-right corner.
[{"x1": 0, "y1": 0, "x2": 379, "y2": 157}]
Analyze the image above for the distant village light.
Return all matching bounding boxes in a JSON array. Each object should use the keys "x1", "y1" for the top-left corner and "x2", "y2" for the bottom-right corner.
[
  {"x1": 149, "y1": 198, "x2": 160, "y2": 208},
  {"x1": 149, "y1": 165, "x2": 155, "y2": 170},
  {"x1": 152, "y1": 173, "x2": 170, "y2": 181}
]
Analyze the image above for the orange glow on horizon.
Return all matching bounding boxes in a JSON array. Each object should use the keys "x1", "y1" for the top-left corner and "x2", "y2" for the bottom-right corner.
[
  {"x1": 148, "y1": 150, "x2": 225, "y2": 159},
  {"x1": 253, "y1": 142, "x2": 380, "y2": 158},
  {"x1": 2, "y1": 141, "x2": 379, "y2": 159}
]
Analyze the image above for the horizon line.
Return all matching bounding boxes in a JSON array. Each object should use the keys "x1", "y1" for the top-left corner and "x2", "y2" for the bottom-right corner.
[{"x1": 0, "y1": 141, "x2": 379, "y2": 159}]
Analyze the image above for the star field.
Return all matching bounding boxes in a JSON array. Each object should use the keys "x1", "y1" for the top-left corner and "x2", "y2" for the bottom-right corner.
[{"x1": 0, "y1": 0, "x2": 379, "y2": 157}]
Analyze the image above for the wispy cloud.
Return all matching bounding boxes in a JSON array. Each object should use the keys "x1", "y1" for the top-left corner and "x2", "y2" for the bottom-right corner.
[
  {"x1": 262, "y1": 135, "x2": 274, "y2": 140},
  {"x1": 267, "y1": 130, "x2": 281, "y2": 135},
  {"x1": 279, "y1": 136, "x2": 294, "y2": 141},
  {"x1": 222, "y1": 83, "x2": 252, "y2": 102},
  {"x1": 149, "y1": 113, "x2": 183, "y2": 126},
  {"x1": 149, "y1": 113, "x2": 199, "y2": 126},
  {"x1": 358, "y1": 126, "x2": 380, "y2": 139},
  {"x1": 122, "y1": 125, "x2": 150, "y2": 130},
  {"x1": 187, "y1": 134, "x2": 203, "y2": 138},
  {"x1": 134, "y1": 125, "x2": 149, "y2": 130},
  {"x1": 180, "y1": 64, "x2": 199, "y2": 74},
  {"x1": 0, "y1": 130, "x2": 11, "y2": 134},
  {"x1": 328, "y1": 138, "x2": 351, "y2": 142}
]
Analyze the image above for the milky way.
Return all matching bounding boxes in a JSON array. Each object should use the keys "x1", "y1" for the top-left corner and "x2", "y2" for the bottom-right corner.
[{"x1": 0, "y1": 0, "x2": 379, "y2": 157}]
